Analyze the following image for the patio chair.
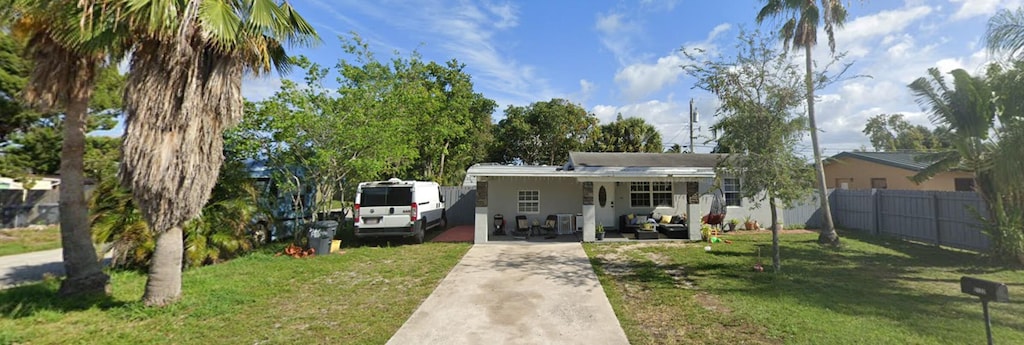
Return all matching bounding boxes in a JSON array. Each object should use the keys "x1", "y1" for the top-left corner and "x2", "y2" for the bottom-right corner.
[
  {"x1": 512, "y1": 215, "x2": 531, "y2": 239},
  {"x1": 538, "y1": 214, "x2": 558, "y2": 238}
]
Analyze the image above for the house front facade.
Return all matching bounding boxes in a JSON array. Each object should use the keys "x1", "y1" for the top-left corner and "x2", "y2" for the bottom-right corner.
[
  {"x1": 823, "y1": 152, "x2": 975, "y2": 191},
  {"x1": 465, "y1": 152, "x2": 776, "y2": 244}
]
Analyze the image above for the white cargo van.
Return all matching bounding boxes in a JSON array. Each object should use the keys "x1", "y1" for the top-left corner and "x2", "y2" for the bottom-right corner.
[{"x1": 354, "y1": 179, "x2": 446, "y2": 244}]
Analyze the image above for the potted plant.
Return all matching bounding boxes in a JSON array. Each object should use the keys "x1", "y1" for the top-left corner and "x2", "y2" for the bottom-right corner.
[
  {"x1": 595, "y1": 224, "x2": 605, "y2": 241},
  {"x1": 727, "y1": 218, "x2": 740, "y2": 232},
  {"x1": 744, "y1": 215, "x2": 758, "y2": 230}
]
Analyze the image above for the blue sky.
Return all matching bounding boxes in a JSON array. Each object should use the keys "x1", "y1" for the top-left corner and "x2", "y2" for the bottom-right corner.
[{"x1": 238, "y1": 0, "x2": 1020, "y2": 156}]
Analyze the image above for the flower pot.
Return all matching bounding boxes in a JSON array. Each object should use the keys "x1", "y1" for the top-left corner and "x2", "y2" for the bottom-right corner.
[
  {"x1": 744, "y1": 221, "x2": 758, "y2": 230},
  {"x1": 596, "y1": 232, "x2": 605, "y2": 241}
]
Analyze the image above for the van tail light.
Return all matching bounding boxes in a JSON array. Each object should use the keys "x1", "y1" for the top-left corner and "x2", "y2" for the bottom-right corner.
[
  {"x1": 354, "y1": 204, "x2": 360, "y2": 224},
  {"x1": 410, "y1": 202, "x2": 418, "y2": 223}
]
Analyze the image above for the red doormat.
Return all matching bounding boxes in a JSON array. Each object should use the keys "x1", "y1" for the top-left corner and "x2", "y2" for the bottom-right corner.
[{"x1": 430, "y1": 225, "x2": 474, "y2": 243}]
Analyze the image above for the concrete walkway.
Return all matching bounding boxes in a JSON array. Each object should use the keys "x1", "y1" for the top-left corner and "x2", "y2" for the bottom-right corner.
[
  {"x1": 0, "y1": 248, "x2": 65, "y2": 289},
  {"x1": 387, "y1": 243, "x2": 630, "y2": 345}
]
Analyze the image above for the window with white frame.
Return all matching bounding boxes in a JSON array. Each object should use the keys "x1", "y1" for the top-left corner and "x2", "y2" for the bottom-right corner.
[
  {"x1": 723, "y1": 178, "x2": 741, "y2": 206},
  {"x1": 630, "y1": 182, "x2": 673, "y2": 207},
  {"x1": 518, "y1": 190, "x2": 539, "y2": 213}
]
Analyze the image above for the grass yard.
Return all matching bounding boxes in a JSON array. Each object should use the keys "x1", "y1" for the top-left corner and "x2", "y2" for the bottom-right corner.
[
  {"x1": 585, "y1": 230, "x2": 1024, "y2": 345},
  {"x1": 0, "y1": 226, "x2": 61, "y2": 257},
  {"x1": 0, "y1": 242, "x2": 470, "y2": 344}
]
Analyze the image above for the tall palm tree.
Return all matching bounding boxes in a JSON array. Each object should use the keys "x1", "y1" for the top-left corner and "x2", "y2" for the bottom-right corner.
[
  {"x1": 81, "y1": 0, "x2": 318, "y2": 306},
  {"x1": 756, "y1": 0, "x2": 849, "y2": 246},
  {"x1": 4, "y1": 0, "x2": 124, "y2": 296}
]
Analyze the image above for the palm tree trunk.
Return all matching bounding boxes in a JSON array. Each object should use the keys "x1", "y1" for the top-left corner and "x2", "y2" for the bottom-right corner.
[
  {"x1": 57, "y1": 62, "x2": 109, "y2": 296},
  {"x1": 143, "y1": 225, "x2": 183, "y2": 306},
  {"x1": 804, "y1": 44, "x2": 839, "y2": 246}
]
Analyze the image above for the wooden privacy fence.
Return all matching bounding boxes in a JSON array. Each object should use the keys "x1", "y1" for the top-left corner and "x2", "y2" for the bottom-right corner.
[
  {"x1": 829, "y1": 189, "x2": 991, "y2": 252},
  {"x1": 441, "y1": 186, "x2": 476, "y2": 226}
]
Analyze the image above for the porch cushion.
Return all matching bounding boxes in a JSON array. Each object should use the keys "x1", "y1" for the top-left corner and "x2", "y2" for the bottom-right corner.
[{"x1": 659, "y1": 215, "x2": 672, "y2": 224}]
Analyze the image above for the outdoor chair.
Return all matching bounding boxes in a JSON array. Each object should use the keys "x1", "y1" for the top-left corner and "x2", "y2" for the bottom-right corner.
[
  {"x1": 512, "y1": 215, "x2": 531, "y2": 239},
  {"x1": 539, "y1": 215, "x2": 558, "y2": 238}
]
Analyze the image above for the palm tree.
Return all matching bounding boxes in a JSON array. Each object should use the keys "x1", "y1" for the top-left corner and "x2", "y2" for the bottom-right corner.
[
  {"x1": 907, "y1": 67, "x2": 1024, "y2": 264},
  {"x1": 987, "y1": 7, "x2": 1024, "y2": 60},
  {"x1": 81, "y1": 0, "x2": 318, "y2": 306},
  {"x1": 4, "y1": 0, "x2": 123, "y2": 296},
  {"x1": 756, "y1": 0, "x2": 849, "y2": 246}
]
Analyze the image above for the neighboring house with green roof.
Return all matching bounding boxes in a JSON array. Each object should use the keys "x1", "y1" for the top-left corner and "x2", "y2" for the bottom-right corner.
[{"x1": 823, "y1": 152, "x2": 975, "y2": 191}]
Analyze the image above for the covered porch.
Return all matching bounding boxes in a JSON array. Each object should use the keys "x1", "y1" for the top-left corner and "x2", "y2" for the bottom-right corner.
[{"x1": 467, "y1": 163, "x2": 715, "y2": 244}]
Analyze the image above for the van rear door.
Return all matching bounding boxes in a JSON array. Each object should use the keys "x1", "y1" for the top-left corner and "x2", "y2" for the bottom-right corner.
[{"x1": 359, "y1": 186, "x2": 414, "y2": 228}]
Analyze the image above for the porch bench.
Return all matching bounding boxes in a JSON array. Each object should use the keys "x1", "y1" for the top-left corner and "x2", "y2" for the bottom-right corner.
[{"x1": 656, "y1": 215, "x2": 690, "y2": 239}]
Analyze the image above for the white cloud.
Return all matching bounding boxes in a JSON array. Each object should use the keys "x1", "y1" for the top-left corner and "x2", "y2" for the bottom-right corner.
[
  {"x1": 949, "y1": 0, "x2": 1022, "y2": 21},
  {"x1": 242, "y1": 76, "x2": 282, "y2": 101},
  {"x1": 612, "y1": 23, "x2": 731, "y2": 101},
  {"x1": 841, "y1": 6, "x2": 933, "y2": 42},
  {"x1": 595, "y1": 11, "x2": 641, "y2": 65},
  {"x1": 613, "y1": 53, "x2": 687, "y2": 101},
  {"x1": 486, "y1": 2, "x2": 519, "y2": 29}
]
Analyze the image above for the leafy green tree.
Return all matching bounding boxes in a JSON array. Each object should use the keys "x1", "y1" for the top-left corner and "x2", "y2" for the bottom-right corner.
[
  {"x1": 665, "y1": 144, "x2": 683, "y2": 153},
  {"x1": 490, "y1": 98, "x2": 599, "y2": 165},
  {"x1": 231, "y1": 37, "x2": 464, "y2": 223},
  {"x1": 0, "y1": 65, "x2": 122, "y2": 180},
  {"x1": 100, "y1": 0, "x2": 319, "y2": 306},
  {"x1": 686, "y1": 29, "x2": 814, "y2": 272},
  {"x1": 403, "y1": 60, "x2": 496, "y2": 186},
  {"x1": 862, "y1": 113, "x2": 950, "y2": 152},
  {"x1": 591, "y1": 114, "x2": 662, "y2": 153},
  {"x1": 757, "y1": 0, "x2": 852, "y2": 246},
  {"x1": 0, "y1": 30, "x2": 37, "y2": 143}
]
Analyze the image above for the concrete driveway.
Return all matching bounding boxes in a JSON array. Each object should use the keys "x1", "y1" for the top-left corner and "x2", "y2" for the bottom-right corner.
[{"x1": 386, "y1": 243, "x2": 630, "y2": 345}]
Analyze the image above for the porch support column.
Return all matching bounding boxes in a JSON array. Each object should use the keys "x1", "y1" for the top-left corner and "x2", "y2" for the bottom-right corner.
[
  {"x1": 685, "y1": 181, "x2": 703, "y2": 241},
  {"x1": 474, "y1": 180, "x2": 489, "y2": 244},
  {"x1": 582, "y1": 205, "x2": 596, "y2": 242},
  {"x1": 474, "y1": 207, "x2": 488, "y2": 244}
]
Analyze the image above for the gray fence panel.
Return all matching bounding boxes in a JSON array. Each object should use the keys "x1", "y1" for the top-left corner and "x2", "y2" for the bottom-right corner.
[
  {"x1": 877, "y1": 190, "x2": 937, "y2": 244},
  {"x1": 782, "y1": 192, "x2": 829, "y2": 229},
  {"x1": 934, "y1": 191, "x2": 990, "y2": 251},
  {"x1": 831, "y1": 189, "x2": 875, "y2": 232},
  {"x1": 441, "y1": 186, "x2": 476, "y2": 226}
]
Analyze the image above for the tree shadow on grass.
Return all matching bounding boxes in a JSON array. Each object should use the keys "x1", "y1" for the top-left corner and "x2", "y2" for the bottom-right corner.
[
  {"x1": 0, "y1": 280, "x2": 126, "y2": 319},
  {"x1": 594, "y1": 234, "x2": 1024, "y2": 344}
]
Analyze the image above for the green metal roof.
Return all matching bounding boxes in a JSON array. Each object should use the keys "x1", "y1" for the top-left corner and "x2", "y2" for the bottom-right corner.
[{"x1": 826, "y1": 152, "x2": 937, "y2": 171}]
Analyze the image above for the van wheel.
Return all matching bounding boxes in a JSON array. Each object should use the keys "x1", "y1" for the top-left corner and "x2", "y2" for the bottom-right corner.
[
  {"x1": 413, "y1": 220, "x2": 426, "y2": 244},
  {"x1": 439, "y1": 213, "x2": 448, "y2": 230}
]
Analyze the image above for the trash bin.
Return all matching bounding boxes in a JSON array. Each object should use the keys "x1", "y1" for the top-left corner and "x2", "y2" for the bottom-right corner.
[{"x1": 307, "y1": 220, "x2": 338, "y2": 256}]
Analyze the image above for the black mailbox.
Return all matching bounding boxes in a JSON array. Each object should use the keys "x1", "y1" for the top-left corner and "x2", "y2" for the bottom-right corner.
[{"x1": 961, "y1": 276, "x2": 1010, "y2": 303}]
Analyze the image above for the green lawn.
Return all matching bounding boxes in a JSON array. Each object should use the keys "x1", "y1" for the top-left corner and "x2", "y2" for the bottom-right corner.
[
  {"x1": 585, "y1": 231, "x2": 1024, "y2": 345},
  {"x1": 0, "y1": 242, "x2": 470, "y2": 344},
  {"x1": 0, "y1": 226, "x2": 61, "y2": 257}
]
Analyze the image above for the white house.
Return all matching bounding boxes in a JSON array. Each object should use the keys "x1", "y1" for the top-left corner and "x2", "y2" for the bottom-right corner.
[
  {"x1": 0, "y1": 176, "x2": 60, "y2": 190},
  {"x1": 465, "y1": 152, "x2": 775, "y2": 244}
]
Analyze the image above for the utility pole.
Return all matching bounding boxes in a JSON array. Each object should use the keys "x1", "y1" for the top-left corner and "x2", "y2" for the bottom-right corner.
[{"x1": 689, "y1": 98, "x2": 696, "y2": 153}]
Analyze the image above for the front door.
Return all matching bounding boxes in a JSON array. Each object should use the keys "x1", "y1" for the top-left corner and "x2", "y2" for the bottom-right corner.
[{"x1": 595, "y1": 182, "x2": 615, "y2": 229}]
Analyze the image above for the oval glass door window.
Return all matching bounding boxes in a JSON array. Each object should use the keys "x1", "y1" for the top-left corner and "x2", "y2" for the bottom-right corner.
[{"x1": 598, "y1": 186, "x2": 607, "y2": 207}]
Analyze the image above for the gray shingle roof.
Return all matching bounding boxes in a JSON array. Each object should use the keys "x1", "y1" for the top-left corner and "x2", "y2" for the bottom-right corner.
[
  {"x1": 827, "y1": 152, "x2": 936, "y2": 171},
  {"x1": 567, "y1": 152, "x2": 725, "y2": 169}
]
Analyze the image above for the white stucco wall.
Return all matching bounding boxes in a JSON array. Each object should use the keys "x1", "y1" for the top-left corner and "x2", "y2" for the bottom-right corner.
[{"x1": 485, "y1": 176, "x2": 582, "y2": 236}]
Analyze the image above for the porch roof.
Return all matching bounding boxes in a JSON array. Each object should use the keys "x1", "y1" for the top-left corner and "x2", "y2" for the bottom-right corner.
[{"x1": 464, "y1": 163, "x2": 715, "y2": 180}]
